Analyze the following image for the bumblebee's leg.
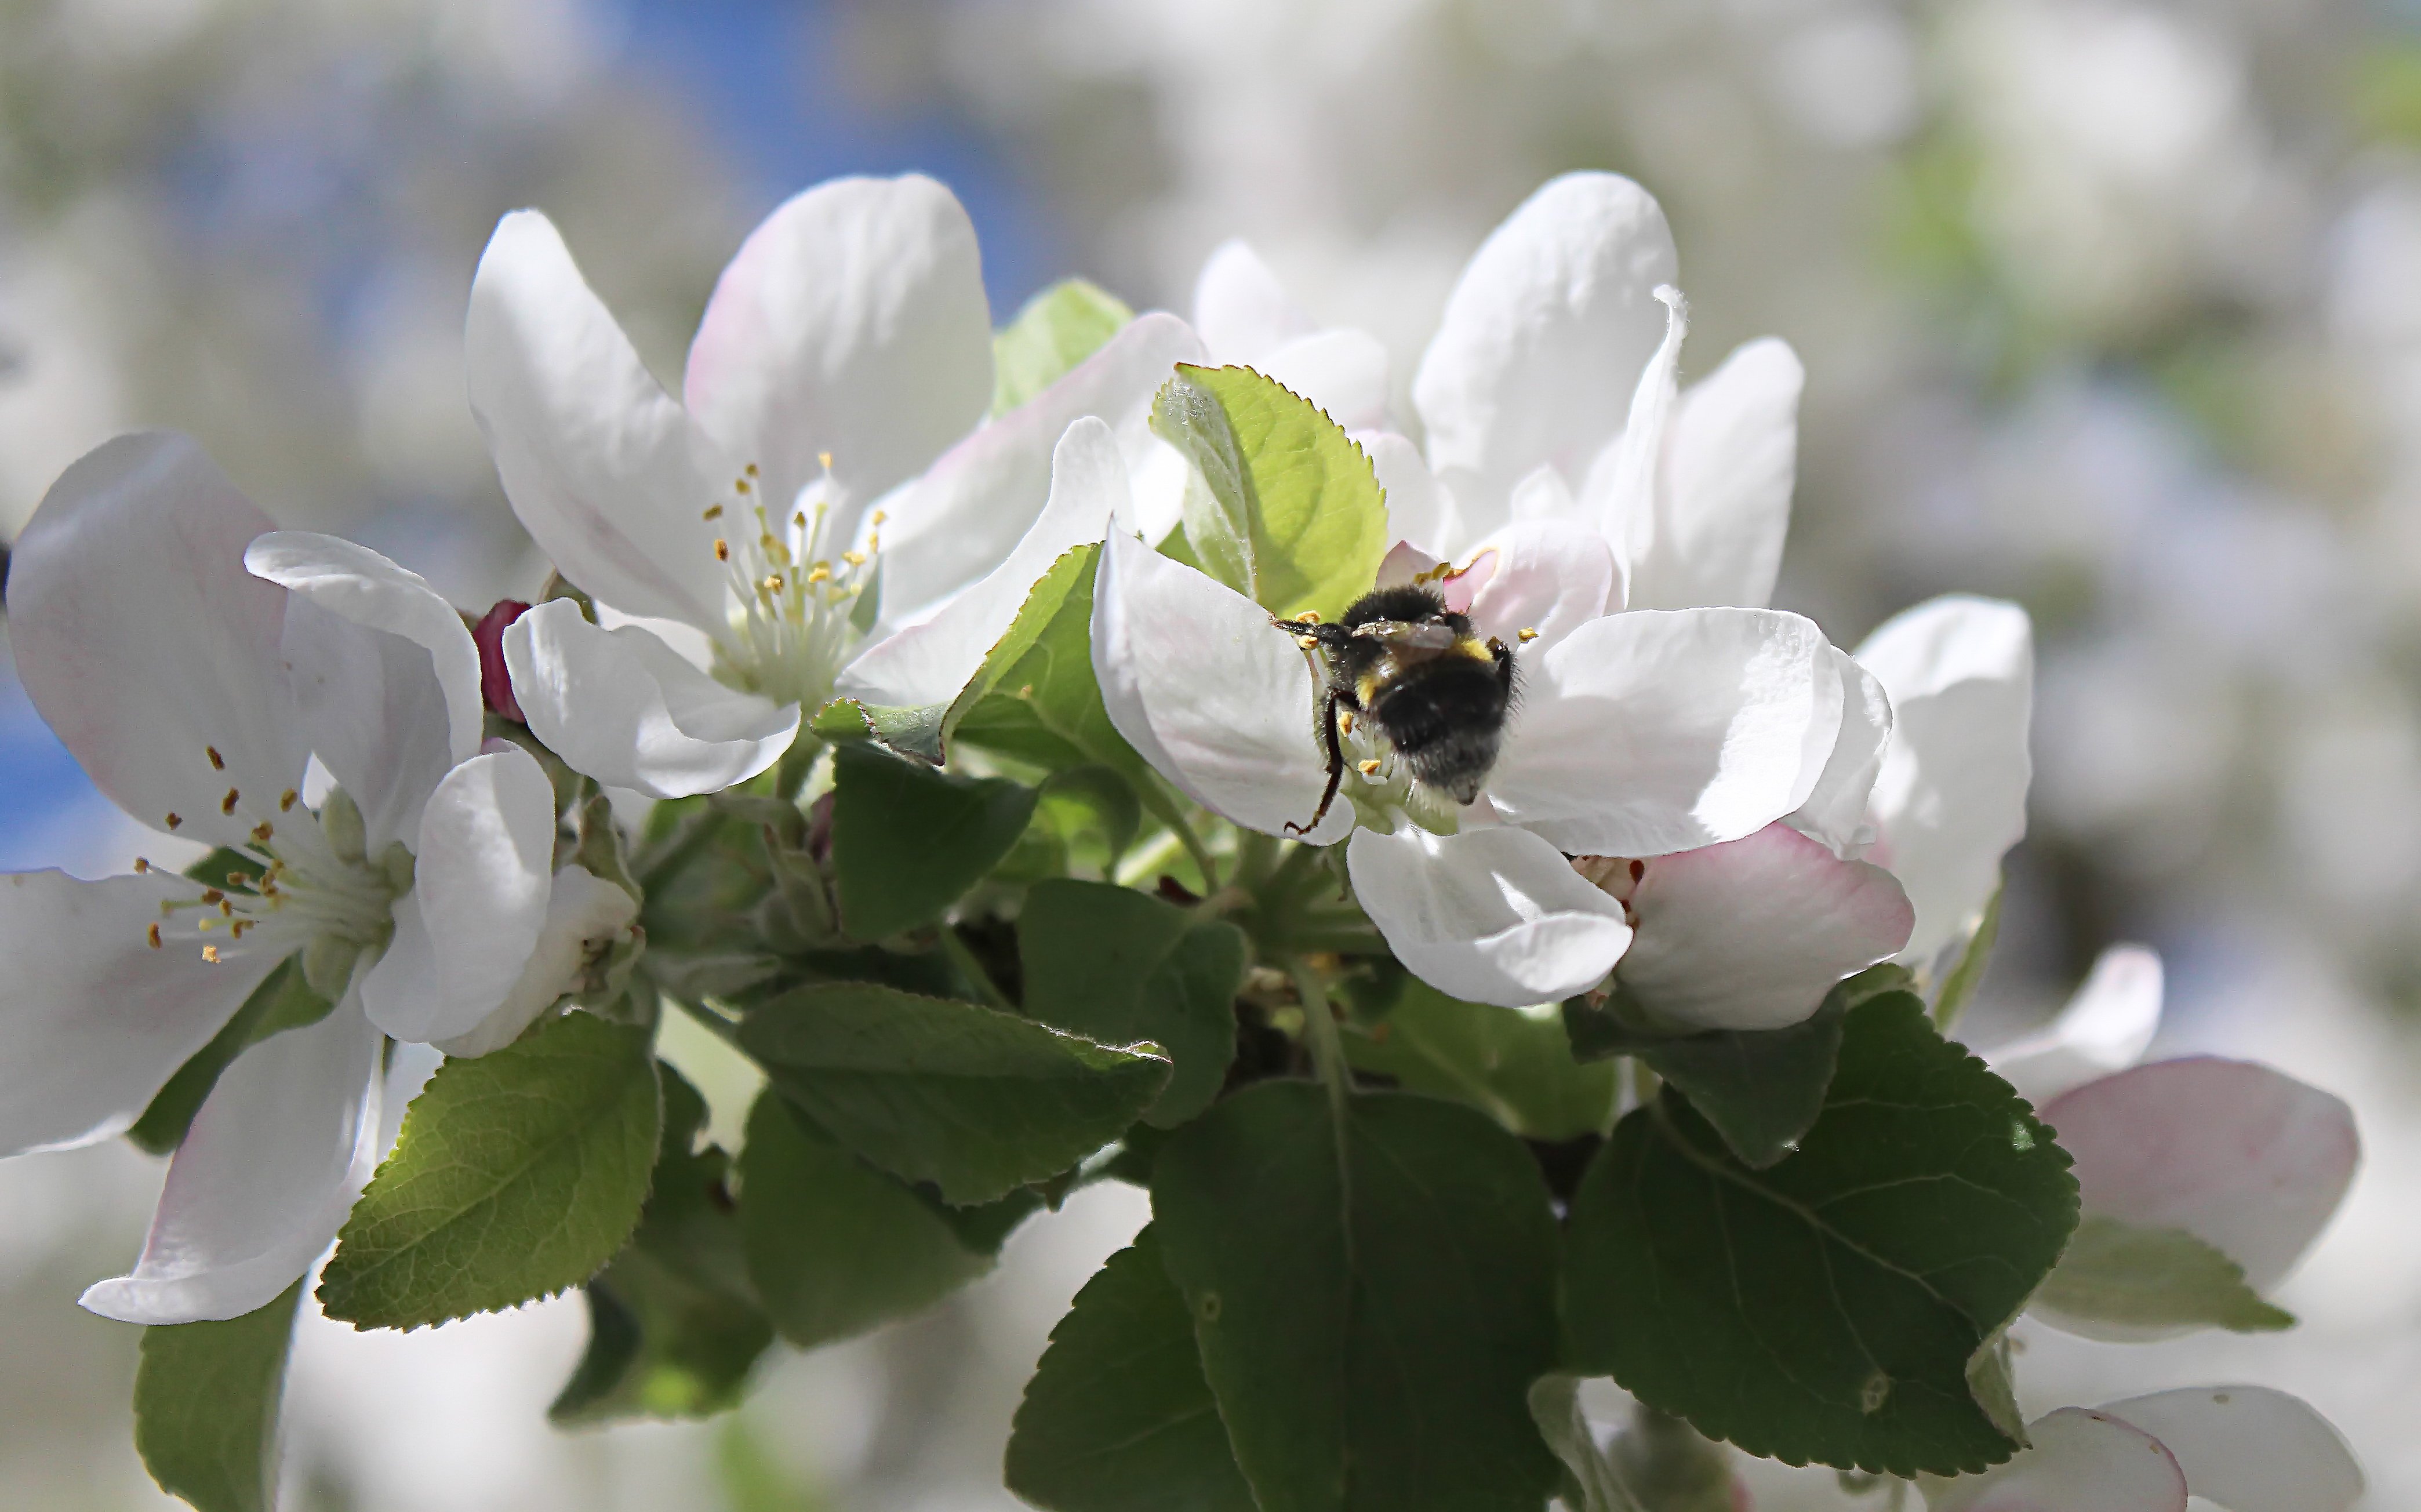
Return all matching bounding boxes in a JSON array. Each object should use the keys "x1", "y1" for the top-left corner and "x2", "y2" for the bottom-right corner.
[
  {"x1": 1490, "y1": 637, "x2": 1517, "y2": 698},
  {"x1": 1288, "y1": 686, "x2": 1350, "y2": 837}
]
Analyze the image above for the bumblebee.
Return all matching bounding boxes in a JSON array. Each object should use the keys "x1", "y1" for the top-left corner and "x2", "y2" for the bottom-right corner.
[{"x1": 1278, "y1": 583, "x2": 1517, "y2": 835}]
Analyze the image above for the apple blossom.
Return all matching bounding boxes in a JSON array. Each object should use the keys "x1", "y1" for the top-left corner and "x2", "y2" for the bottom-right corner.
[
  {"x1": 0, "y1": 431, "x2": 634, "y2": 1325},
  {"x1": 467, "y1": 173, "x2": 1202, "y2": 799}
]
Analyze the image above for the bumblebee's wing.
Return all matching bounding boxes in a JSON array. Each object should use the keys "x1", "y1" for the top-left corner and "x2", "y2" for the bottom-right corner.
[{"x1": 1350, "y1": 620, "x2": 1459, "y2": 652}]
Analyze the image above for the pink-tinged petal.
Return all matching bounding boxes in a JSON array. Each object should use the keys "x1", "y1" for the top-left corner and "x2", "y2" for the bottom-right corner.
[
  {"x1": 1374, "y1": 537, "x2": 1447, "y2": 591},
  {"x1": 81, "y1": 1001, "x2": 383, "y2": 1324},
  {"x1": 1347, "y1": 825, "x2": 1633, "y2": 1008},
  {"x1": 684, "y1": 175, "x2": 993, "y2": 524},
  {"x1": 9, "y1": 432, "x2": 305, "y2": 849},
  {"x1": 839, "y1": 417, "x2": 1123, "y2": 713},
  {"x1": 878, "y1": 312, "x2": 1204, "y2": 626},
  {"x1": 1927, "y1": 1408, "x2": 2187, "y2": 1512},
  {"x1": 2101, "y1": 1387, "x2": 2364, "y2": 1512},
  {"x1": 1413, "y1": 173, "x2": 1680, "y2": 511},
  {"x1": 435, "y1": 868, "x2": 639, "y2": 1060},
  {"x1": 1990, "y1": 945, "x2": 2164, "y2": 1107},
  {"x1": 502, "y1": 601, "x2": 797, "y2": 799},
  {"x1": 0, "y1": 870, "x2": 283, "y2": 1156},
  {"x1": 359, "y1": 747, "x2": 557, "y2": 1046},
  {"x1": 1617, "y1": 823, "x2": 1914, "y2": 1031},
  {"x1": 1259, "y1": 328, "x2": 1390, "y2": 432},
  {"x1": 1192, "y1": 239, "x2": 1315, "y2": 362},
  {"x1": 1090, "y1": 531, "x2": 1349, "y2": 842},
  {"x1": 1857, "y1": 595, "x2": 2034, "y2": 967},
  {"x1": 246, "y1": 532, "x2": 484, "y2": 767},
  {"x1": 1788, "y1": 648, "x2": 1891, "y2": 857},
  {"x1": 464, "y1": 209, "x2": 728, "y2": 633},
  {"x1": 1488, "y1": 608, "x2": 1833, "y2": 857},
  {"x1": 1460, "y1": 520, "x2": 1619, "y2": 653},
  {"x1": 2041, "y1": 1058, "x2": 2358, "y2": 1292},
  {"x1": 1579, "y1": 287, "x2": 1689, "y2": 578},
  {"x1": 1507, "y1": 462, "x2": 1580, "y2": 529},
  {"x1": 1629, "y1": 337, "x2": 1804, "y2": 611},
  {"x1": 1368, "y1": 431, "x2": 1467, "y2": 561}
]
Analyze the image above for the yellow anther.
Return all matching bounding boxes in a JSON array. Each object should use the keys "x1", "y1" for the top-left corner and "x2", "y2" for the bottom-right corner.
[
  {"x1": 279, "y1": 790, "x2": 297, "y2": 812},
  {"x1": 220, "y1": 788, "x2": 239, "y2": 816},
  {"x1": 871, "y1": 510, "x2": 888, "y2": 526},
  {"x1": 1339, "y1": 710, "x2": 1357, "y2": 735},
  {"x1": 746, "y1": 462, "x2": 761, "y2": 478},
  {"x1": 842, "y1": 550, "x2": 867, "y2": 568},
  {"x1": 147, "y1": 923, "x2": 161, "y2": 950},
  {"x1": 1297, "y1": 635, "x2": 1319, "y2": 649},
  {"x1": 1358, "y1": 759, "x2": 1384, "y2": 776},
  {"x1": 201, "y1": 889, "x2": 224, "y2": 905},
  {"x1": 230, "y1": 920, "x2": 250, "y2": 939},
  {"x1": 714, "y1": 539, "x2": 730, "y2": 562},
  {"x1": 164, "y1": 812, "x2": 181, "y2": 830},
  {"x1": 1518, "y1": 627, "x2": 1540, "y2": 643},
  {"x1": 201, "y1": 945, "x2": 221, "y2": 965},
  {"x1": 735, "y1": 478, "x2": 752, "y2": 495},
  {"x1": 133, "y1": 857, "x2": 150, "y2": 874},
  {"x1": 703, "y1": 504, "x2": 725, "y2": 521},
  {"x1": 817, "y1": 450, "x2": 833, "y2": 470},
  {"x1": 805, "y1": 563, "x2": 832, "y2": 584},
  {"x1": 218, "y1": 898, "x2": 233, "y2": 917},
  {"x1": 760, "y1": 575, "x2": 785, "y2": 595},
  {"x1": 206, "y1": 746, "x2": 225, "y2": 770},
  {"x1": 251, "y1": 822, "x2": 274, "y2": 844}
]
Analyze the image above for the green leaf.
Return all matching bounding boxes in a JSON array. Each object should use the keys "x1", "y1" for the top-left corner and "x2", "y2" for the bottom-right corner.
[
  {"x1": 1528, "y1": 1376, "x2": 1643, "y2": 1512},
  {"x1": 1005, "y1": 1226, "x2": 1257, "y2": 1512},
  {"x1": 1151, "y1": 1082, "x2": 1563, "y2": 1512},
  {"x1": 133, "y1": 1281, "x2": 303, "y2": 1512},
  {"x1": 828, "y1": 741, "x2": 1035, "y2": 940},
  {"x1": 1931, "y1": 884, "x2": 2002, "y2": 1030},
  {"x1": 1562, "y1": 991, "x2": 2079, "y2": 1477},
  {"x1": 994, "y1": 278, "x2": 1135, "y2": 416},
  {"x1": 1350, "y1": 981, "x2": 1616, "y2": 1141},
  {"x1": 550, "y1": 1068, "x2": 771, "y2": 1424},
  {"x1": 1563, "y1": 966, "x2": 1916, "y2": 1168},
  {"x1": 1018, "y1": 879, "x2": 1243, "y2": 1128},
  {"x1": 129, "y1": 958, "x2": 333, "y2": 1155},
  {"x1": 738, "y1": 980, "x2": 1170, "y2": 1204},
  {"x1": 737, "y1": 1091, "x2": 990, "y2": 1348},
  {"x1": 1148, "y1": 365, "x2": 1391, "y2": 623},
  {"x1": 318, "y1": 1012, "x2": 663, "y2": 1329},
  {"x1": 2030, "y1": 1215, "x2": 2296, "y2": 1335}
]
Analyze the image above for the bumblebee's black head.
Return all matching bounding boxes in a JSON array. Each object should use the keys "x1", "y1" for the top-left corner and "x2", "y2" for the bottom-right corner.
[{"x1": 1317, "y1": 583, "x2": 1517, "y2": 805}]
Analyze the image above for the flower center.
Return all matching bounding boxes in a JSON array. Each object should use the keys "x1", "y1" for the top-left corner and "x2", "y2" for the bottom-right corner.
[
  {"x1": 141, "y1": 773, "x2": 407, "y2": 986},
  {"x1": 701, "y1": 459, "x2": 882, "y2": 710}
]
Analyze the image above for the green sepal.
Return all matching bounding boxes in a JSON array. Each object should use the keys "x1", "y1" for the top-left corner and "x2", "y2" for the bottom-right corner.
[
  {"x1": 128, "y1": 958, "x2": 334, "y2": 1155},
  {"x1": 1348, "y1": 980, "x2": 1616, "y2": 1142},
  {"x1": 1932, "y1": 885, "x2": 2002, "y2": 1030}
]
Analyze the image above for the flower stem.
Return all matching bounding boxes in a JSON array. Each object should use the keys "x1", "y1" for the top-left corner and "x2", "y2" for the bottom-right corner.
[
  {"x1": 935, "y1": 925, "x2": 1018, "y2": 1015},
  {"x1": 669, "y1": 993, "x2": 746, "y2": 1049},
  {"x1": 1286, "y1": 957, "x2": 1353, "y2": 1126}
]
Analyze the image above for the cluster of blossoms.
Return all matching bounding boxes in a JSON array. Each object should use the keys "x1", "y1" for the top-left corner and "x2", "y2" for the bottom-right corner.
[{"x1": 0, "y1": 172, "x2": 2370, "y2": 1511}]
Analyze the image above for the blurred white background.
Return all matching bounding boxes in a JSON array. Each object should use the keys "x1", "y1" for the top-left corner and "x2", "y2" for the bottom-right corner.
[{"x1": 4, "y1": 0, "x2": 2420, "y2": 1506}]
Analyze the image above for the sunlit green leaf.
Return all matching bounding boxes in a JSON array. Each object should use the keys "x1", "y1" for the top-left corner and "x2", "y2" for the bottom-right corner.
[
  {"x1": 827, "y1": 741, "x2": 1034, "y2": 940},
  {"x1": 994, "y1": 279, "x2": 1135, "y2": 416}
]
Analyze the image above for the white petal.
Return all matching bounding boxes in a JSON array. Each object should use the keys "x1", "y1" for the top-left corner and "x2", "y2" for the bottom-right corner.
[
  {"x1": 1459, "y1": 519, "x2": 1619, "y2": 653},
  {"x1": 2100, "y1": 1387, "x2": 2365, "y2": 1512},
  {"x1": 1789, "y1": 648, "x2": 1892, "y2": 857},
  {"x1": 1347, "y1": 825, "x2": 1632, "y2": 1008},
  {"x1": 503, "y1": 601, "x2": 798, "y2": 799},
  {"x1": 1488, "y1": 607, "x2": 1834, "y2": 856},
  {"x1": 0, "y1": 870, "x2": 283, "y2": 1156},
  {"x1": 362, "y1": 747, "x2": 558, "y2": 1046},
  {"x1": 839, "y1": 416, "x2": 1124, "y2": 711},
  {"x1": 1925, "y1": 1408, "x2": 2187, "y2": 1512},
  {"x1": 1259, "y1": 328, "x2": 1390, "y2": 433},
  {"x1": 2040, "y1": 1057, "x2": 2358, "y2": 1292},
  {"x1": 1413, "y1": 173, "x2": 1680, "y2": 511},
  {"x1": 1617, "y1": 823, "x2": 1914, "y2": 1031},
  {"x1": 1628, "y1": 337, "x2": 1804, "y2": 611},
  {"x1": 1990, "y1": 945, "x2": 2164, "y2": 1106},
  {"x1": 9, "y1": 431, "x2": 305, "y2": 848},
  {"x1": 1191, "y1": 239, "x2": 1315, "y2": 362},
  {"x1": 246, "y1": 532, "x2": 484, "y2": 766},
  {"x1": 877, "y1": 311, "x2": 1204, "y2": 626},
  {"x1": 1368, "y1": 432, "x2": 1466, "y2": 561},
  {"x1": 272, "y1": 598, "x2": 461, "y2": 855},
  {"x1": 684, "y1": 174, "x2": 993, "y2": 524},
  {"x1": 1090, "y1": 531, "x2": 1349, "y2": 842},
  {"x1": 1579, "y1": 286, "x2": 1688, "y2": 579},
  {"x1": 435, "y1": 868, "x2": 639, "y2": 1059},
  {"x1": 464, "y1": 209, "x2": 727, "y2": 631},
  {"x1": 81, "y1": 1001, "x2": 382, "y2": 1324},
  {"x1": 1858, "y1": 595, "x2": 2034, "y2": 966}
]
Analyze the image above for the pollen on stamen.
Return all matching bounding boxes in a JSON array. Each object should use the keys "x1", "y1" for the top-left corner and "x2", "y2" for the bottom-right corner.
[
  {"x1": 230, "y1": 920, "x2": 250, "y2": 939},
  {"x1": 805, "y1": 564, "x2": 831, "y2": 584},
  {"x1": 1518, "y1": 627, "x2": 1540, "y2": 643},
  {"x1": 220, "y1": 788, "x2": 240, "y2": 816},
  {"x1": 201, "y1": 889, "x2": 223, "y2": 905},
  {"x1": 871, "y1": 510, "x2": 888, "y2": 526},
  {"x1": 201, "y1": 945, "x2": 221, "y2": 965},
  {"x1": 164, "y1": 812, "x2": 182, "y2": 830},
  {"x1": 759, "y1": 575, "x2": 784, "y2": 595},
  {"x1": 252, "y1": 822, "x2": 274, "y2": 844},
  {"x1": 1297, "y1": 635, "x2": 1319, "y2": 649},
  {"x1": 714, "y1": 539, "x2": 730, "y2": 562},
  {"x1": 703, "y1": 504, "x2": 725, "y2": 521},
  {"x1": 147, "y1": 923, "x2": 161, "y2": 949},
  {"x1": 1339, "y1": 710, "x2": 1357, "y2": 735},
  {"x1": 793, "y1": 510, "x2": 807, "y2": 529},
  {"x1": 842, "y1": 550, "x2": 867, "y2": 568},
  {"x1": 746, "y1": 462, "x2": 761, "y2": 478},
  {"x1": 1295, "y1": 611, "x2": 1320, "y2": 624},
  {"x1": 1357, "y1": 759, "x2": 1384, "y2": 776},
  {"x1": 735, "y1": 478, "x2": 752, "y2": 495},
  {"x1": 817, "y1": 450, "x2": 833, "y2": 470},
  {"x1": 133, "y1": 857, "x2": 150, "y2": 874},
  {"x1": 205, "y1": 746, "x2": 225, "y2": 770},
  {"x1": 279, "y1": 790, "x2": 297, "y2": 812}
]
